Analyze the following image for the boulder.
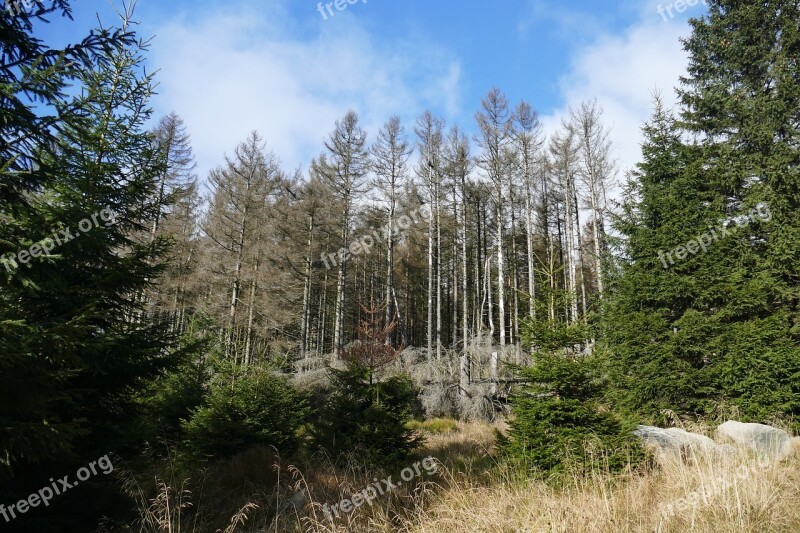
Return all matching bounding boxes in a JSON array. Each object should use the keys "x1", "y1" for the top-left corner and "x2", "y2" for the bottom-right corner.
[
  {"x1": 633, "y1": 425, "x2": 718, "y2": 462},
  {"x1": 716, "y1": 421, "x2": 792, "y2": 463}
]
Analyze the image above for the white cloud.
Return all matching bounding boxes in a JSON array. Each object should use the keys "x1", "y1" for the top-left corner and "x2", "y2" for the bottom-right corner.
[
  {"x1": 146, "y1": 0, "x2": 706, "y2": 191},
  {"x1": 540, "y1": 1, "x2": 701, "y2": 178},
  {"x1": 146, "y1": 1, "x2": 462, "y2": 182}
]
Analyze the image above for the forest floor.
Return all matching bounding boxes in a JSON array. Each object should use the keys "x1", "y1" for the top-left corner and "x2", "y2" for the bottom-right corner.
[{"x1": 132, "y1": 420, "x2": 800, "y2": 532}]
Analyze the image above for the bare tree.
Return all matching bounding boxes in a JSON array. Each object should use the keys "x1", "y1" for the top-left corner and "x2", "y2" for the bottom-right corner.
[
  {"x1": 475, "y1": 88, "x2": 512, "y2": 348},
  {"x1": 512, "y1": 101, "x2": 545, "y2": 319},
  {"x1": 571, "y1": 100, "x2": 614, "y2": 299},
  {"x1": 549, "y1": 126, "x2": 581, "y2": 323},
  {"x1": 415, "y1": 111, "x2": 444, "y2": 361},
  {"x1": 204, "y1": 131, "x2": 283, "y2": 362},
  {"x1": 150, "y1": 113, "x2": 197, "y2": 239},
  {"x1": 273, "y1": 169, "x2": 332, "y2": 359},
  {"x1": 444, "y1": 126, "x2": 473, "y2": 395},
  {"x1": 313, "y1": 111, "x2": 370, "y2": 358},
  {"x1": 371, "y1": 116, "x2": 412, "y2": 345},
  {"x1": 147, "y1": 113, "x2": 199, "y2": 332}
]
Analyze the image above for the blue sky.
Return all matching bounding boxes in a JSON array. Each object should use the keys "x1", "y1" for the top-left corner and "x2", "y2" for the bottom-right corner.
[{"x1": 35, "y1": 0, "x2": 710, "y2": 182}]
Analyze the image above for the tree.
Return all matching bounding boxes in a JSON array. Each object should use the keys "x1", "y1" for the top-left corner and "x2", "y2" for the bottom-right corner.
[
  {"x1": 415, "y1": 111, "x2": 445, "y2": 361},
  {"x1": 549, "y1": 127, "x2": 581, "y2": 325},
  {"x1": 145, "y1": 113, "x2": 199, "y2": 332},
  {"x1": 315, "y1": 302, "x2": 421, "y2": 467},
  {"x1": 182, "y1": 367, "x2": 308, "y2": 461},
  {"x1": 676, "y1": 0, "x2": 800, "y2": 422},
  {"x1": 203, "y1": 132, "x2": 284, "y2": 363},
  {"x1": 1, "y1": 5, "x2": 189, "y2": 527},
  {"x1": 512, "y1": 101, "x2": 545, "y2": 320},
  {"x1": 313, "y1": 111, "x2": 370, "y2": 357},
  {"x1": 571, "y1": 100, "x2": 613, "y2": 301},
  {"x1": 502, "y1": 350, "x2": 642, "y2": 476},
  {"x1": 475, "y1": 88, "x2": 513, "y2": 350},
  {"x1": 371, "y1": 116, "x2": 412, "y2": 345},
  {"x1": 604, "y1": 98, "x2": 712, "y2": 419},
  {"x1": 0, "y1": 0, "x2": 133, "y2": 208},
  {"x1": 606, "y1": 0, "x2": 800, "y2": 426},
  {"x1": 282, "y1": 170, "x2": 333, "y2": 359},
  {"x1": 444, "y1": 126, "x2": 474, "y2": 394},
  {"x1": 149, "y1": 113, "x2": 196, "y2": 240},
  {"x1": 1, "y1": 0, "x2": 134, "y2": 472}
]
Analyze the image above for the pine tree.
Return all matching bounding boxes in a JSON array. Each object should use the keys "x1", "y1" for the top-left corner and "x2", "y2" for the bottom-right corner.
[
  {"x1": 371, "y1": 116, "x2": 412, "y2": 344},
  {"x1": 0, "y1": 3, "x2": 164, "y2": 474},
  {"x1": 144, "y1": 113, "x2": 199, "y2": 331},
  {"x1": 0, "y1": 0, "x2": 133, "y2": 207},
  {"x1": 415, "y1": 111, "x2": 444, "y2": 361},
  {"x1": 313, "y1": 111, "x2": 369, "y2": 356},
  {"x1": 475, "y1": 89, "x2": 512, "y2": 349},
  {"x1": 1, "y1": 7, "x2": 136, "y2": 463},
  {"x1": 203, "y1": 132, "x2": 284, "y2": 363}
]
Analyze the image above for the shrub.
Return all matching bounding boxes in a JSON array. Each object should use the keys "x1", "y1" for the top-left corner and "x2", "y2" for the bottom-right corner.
[
  {"x1": 500, "y1": 352, "x2": 643, "y2": 477},
  {"x1": 181, "y1": 368, "x2": 307, "y2": 461},
  {"x1": 313, "y1": 362, "x2": 422, "y2": 467},
  {"x1": 139, "y1": 321, "x2": 215, "y2": 442}
]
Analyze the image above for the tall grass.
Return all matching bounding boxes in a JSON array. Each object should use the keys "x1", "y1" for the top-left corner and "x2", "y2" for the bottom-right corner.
[{"x1": 121, "y1": 421, "x2": 800, "y2": 532}]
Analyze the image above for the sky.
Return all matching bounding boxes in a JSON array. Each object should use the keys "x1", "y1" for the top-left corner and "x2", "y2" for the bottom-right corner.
[{"x1": 34, "y1": 0, "x2": 711, "y2": 184}]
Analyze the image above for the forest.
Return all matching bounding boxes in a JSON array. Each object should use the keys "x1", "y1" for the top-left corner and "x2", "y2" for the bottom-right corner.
[{"x1": 1, "y1": 1, "x2": 799, "y2": 531}]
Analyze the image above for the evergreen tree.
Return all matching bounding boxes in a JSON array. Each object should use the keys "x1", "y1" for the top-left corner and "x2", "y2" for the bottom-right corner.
[
  {"x1": 0, "y1": 1, "x2": 141, "y2": 474},
  {"x1": 676, "y1": 0, "x2": 800, "y2": 422},
  {"x1": 606, "y1": 0, "x2": 800, "y2": 426},
  {"x1": 604, "y1": 98, "x2": 717, "y2": 419},
  {"x1": 0, "y1": 0, "x2": 134, "y2": 206},
  {"x1": 1, "y1": 6, "x2": 184, "y2": 528},
  {"x1": 503, "y1": 323, "x2": 641, "y2": 476}
]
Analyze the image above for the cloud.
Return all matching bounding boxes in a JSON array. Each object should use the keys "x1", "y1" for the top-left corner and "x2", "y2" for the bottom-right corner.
[
  {"x1": 145, "y1": 0, "x2": 706, "y2": 191},
  {"x1": 146, "y1": 1, "x2": 462, "y2": 182},
  {"x1": 539, "y1": 1, "x2": 701, "y2": 178}
]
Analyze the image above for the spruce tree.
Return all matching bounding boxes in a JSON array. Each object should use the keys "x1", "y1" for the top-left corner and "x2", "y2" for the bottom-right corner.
[
  {"x1": 676, "y1": 0, "x2": 800, "y2": 422},
  {"x1": 604, "y1": 99, "x2": 718, "y2": 419},
  {"x1": 1, "y1": 0, "x2": 139, "y2": 474},
  {"x1": 606, "y1": 0, "x2": 800, "y2": 425},
  {"x1": 1, "y1": 6, "x2": 182, "y2": 528}
]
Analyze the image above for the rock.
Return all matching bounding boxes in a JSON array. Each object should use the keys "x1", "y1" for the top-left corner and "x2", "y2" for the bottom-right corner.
[
  {"x1": 633, "y1": 425, "x2": 718, "y2": 462},
  {"x1": 716, "y1": 421, "x2": 792, "y2": 462}
]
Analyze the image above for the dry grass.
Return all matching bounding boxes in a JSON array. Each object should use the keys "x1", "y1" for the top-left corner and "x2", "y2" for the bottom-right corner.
[
  {"x1": 122, "y1": 423, "x2": 800, "y2": 532},
  {"x1": 299, "y1": 423, "x2": 800, "y2": 532},
  {"x1": 391, "y1": 428, "x2": 800, "y2": 533}
]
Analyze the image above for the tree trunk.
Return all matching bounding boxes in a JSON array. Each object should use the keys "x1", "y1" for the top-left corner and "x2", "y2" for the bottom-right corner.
[
  {"x1": 300, "y1": 215, "x2": 314, "y2": 359},
  {"x1": 244, "y1": 253, "x2": 259, "y2": 366},
  {"x1": 333, "y1": 210, "x2": 349, "y2": 359},
  {"x1": 427, "y1": 162, "x2": 434, "y2": 361},
  {"x1": 497, "y1": 187, "x2": 506, "y2": 349},
  {"x1": 435, "y1": 173, "x2": 442, "y2": 361}
]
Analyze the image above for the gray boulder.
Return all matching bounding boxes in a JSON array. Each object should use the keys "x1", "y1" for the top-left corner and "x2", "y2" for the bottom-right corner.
[
  {"x1": 716, "y1": 421, "x2": 792, "y2": 462},
  {"x1": 633, "y1": 425, "x2": 718, "y2": 462}
]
